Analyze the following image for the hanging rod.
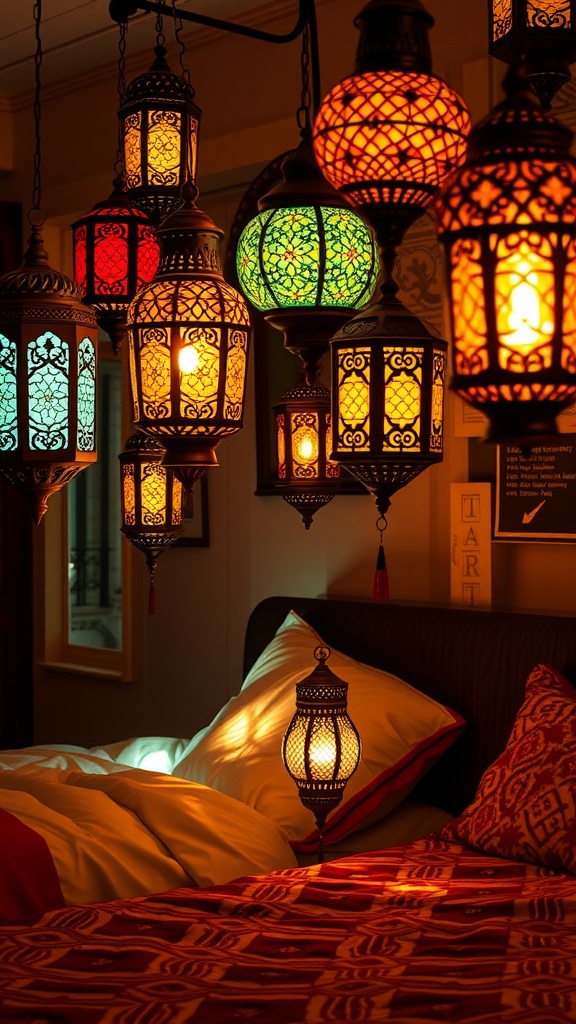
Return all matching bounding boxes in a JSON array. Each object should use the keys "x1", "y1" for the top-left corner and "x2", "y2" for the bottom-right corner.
[{"x1": 108, "y1": 0, "x2": 309, "y2": 45}]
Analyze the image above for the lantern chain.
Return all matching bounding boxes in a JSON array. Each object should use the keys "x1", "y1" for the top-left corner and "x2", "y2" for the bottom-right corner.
[
  {"x1": 115, "y1": 20, "x2": 128, "y2": 177},
  {"x1": 155, "y1": 4, "x2": 165, "y2": 47},
  {"x1": 172, "y1": 0, "x2": 191, "y2": 88},
  {"x1": 297, "y1": 22, "x2": 312, "y2": 134},
  {"x1": 29, "y1": 0, "x2": 44, "y2": 226}
]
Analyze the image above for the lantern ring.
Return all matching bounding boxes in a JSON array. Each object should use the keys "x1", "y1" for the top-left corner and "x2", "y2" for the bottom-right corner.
[
  {"x1": 314, "y1": 645, "x2": 331, "y2": 664},
  {"x1": 376, "y1": 515, "x2": 388, "y2": 534}
]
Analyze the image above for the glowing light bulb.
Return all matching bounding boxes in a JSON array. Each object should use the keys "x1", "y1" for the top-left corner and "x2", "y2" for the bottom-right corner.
[
  {"x1": 179, "y1": 345, "x2": 199, "y2": 373},
  {"x1": 294, "y1": 428, "x2": 317, "y2": 463},
  {"x1": 308, "y1": 728, "x2": 337, "y2": 777}
]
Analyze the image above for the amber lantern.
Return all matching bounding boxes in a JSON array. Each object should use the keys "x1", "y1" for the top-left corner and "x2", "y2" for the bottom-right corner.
[
  {"x1": 282, "y1": 645, "x2": 361, "y2": 862},
  {"x1": 127, "y1": 182, "x2": 251, "y2": 492},
  {"x1": 436, "y1": 64, "x2": 576, "y2": 443},
  {"x1": 73, "y1": 175, "x2": 160, "y2": 353},
  {"x1": 119, "y1": 44, "x2": 202, "y2": 224},
  {"x1": 489, "y1": 0, "x2": 576, "y2": 109},
  {"x1": 119, "y1": 432, "x2": 183, "y2": 612},
  {"x1": 275, "y1": 381, "x2": 341, "y2": 528},
  {"x1": 311, "y1": 0, "x2": 470, "y2": 594}
]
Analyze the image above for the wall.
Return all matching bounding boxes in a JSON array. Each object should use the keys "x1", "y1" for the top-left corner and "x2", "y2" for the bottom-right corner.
[{"x1": 2, "y1": 0, "x2": 573, "y2": 748}]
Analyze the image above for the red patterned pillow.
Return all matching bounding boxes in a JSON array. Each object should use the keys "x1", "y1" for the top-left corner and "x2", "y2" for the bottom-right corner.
[{"x1": 442, "y1": 663, "x2": 576, "y2": 874}]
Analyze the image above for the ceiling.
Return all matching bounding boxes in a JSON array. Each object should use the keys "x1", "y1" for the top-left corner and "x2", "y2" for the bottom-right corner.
[{"x1": 0, "y1": 0, "x2": 267, "y2": 98}]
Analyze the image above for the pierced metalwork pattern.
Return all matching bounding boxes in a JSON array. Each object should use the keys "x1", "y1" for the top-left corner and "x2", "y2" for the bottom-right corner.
[
  {"x1": 291, "y1": 411, "x2": 319, "y2": 479},
  {"x1": 345, "y1": 462, "x2": 427, "y2": 491},
  {"x1": 283, "y1": 712, "x2": 359, "y2": 782},
  {"x1": 383, "y1": 348, "x2": 423, "y2": 452},
  {"x1": 277, "y1": 413, "x2": 286, "y2": 479},
  {"x1": 439, "y1": 161, "x2": 576, "y2": 231},
  {"x1": 141, "y1": 462, "x2": 169, "y2": 526},
  {"x1": 147, "y1": 111, "x2": 181, "y2": 186},
  {"x1": 431, "y1": 351, "x2": 445, "y2": 452},
  {"x1": 313, "y1": 70, "x2": 470, "y2": 209},
  {"x1": 140, "y1": 326, "x2": 171, "y2": 420},
  {"x1": 493, "y1": 0, "x2": 513, "y2": 40},
  {"x1": 326, "y1": 415, "x2": 340, "y2": 478},
  {"x1": 27, "y1": 332, "x2": 69, "y2": 451},
  {"x1": 527, "y1": 0, "x2": 571, "y2": 28},
  {"x1": 336, "y1": 347, "x2": 371, "y2": 452},
  {"x1": 224, "y1": 329, "x2": 247, "y2": 419},
  {"x1": 123, "y1": 463, "x2": 136, "y2": 525},
  {"x1": 77, "y1": 337, "x2": 96, "y2": 452},
  {"x1": 236, "y1": 205, "x2": 378, "y2": 312},
  {"x1": 0, "y1": 334, "x2": 17, "y2": 451},
  {"x1": 124, "y1": 112, "x2": 142, "y2": 189},
  {"x1": 180, "y1": 326, "x2": 220, "y2": 420}
]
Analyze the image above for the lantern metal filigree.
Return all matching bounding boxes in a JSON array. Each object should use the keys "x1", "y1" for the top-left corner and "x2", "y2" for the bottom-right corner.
[
  {"x1": 0, "y1": 227, "x2": 98, "y2": 524},
  {"x1": 73, "y1": 175, "x2": 160, "y2": 353},
  {"x1": 119, "y1": 432, "x2": 183, "y2": 612},
  {"x1": 282, "y1": 645, "x2": 361, "y2": 862},
  {"x1": 127, "y1": 182, "x2": 251, "y2": 492},
  {"x1": 119, "y1": 44, "x2": 202, "y2": 224},
  {"x1": 489, "y1": 0, "x2": 576, "y2": 109},
  {"x1": 275, "y1": 381, "x2": 341, "y2": 529},
  {"x1": 436, "y1": 63, "x2": 576, "y2": 443}
]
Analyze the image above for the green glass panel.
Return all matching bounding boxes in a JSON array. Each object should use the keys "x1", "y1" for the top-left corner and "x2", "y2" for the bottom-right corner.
[
  {"x1": 28, "y1": 332, "x2": 69, "y2": 451},
  {"x1": 236, "y1": 210, "x2": 275, "y2": 310},
  {"x1": 320, "y1": 206, "x2": 379, "y2": 308},
  {"x1": 261, "y1": 207, "x2": 320, "y2": 307},
  {"x1": 0, "y1": 333, "x2": 17, "y2": 451},
  {"x1": 77, "y1": 336, "x2": 97, "y2": 452}
]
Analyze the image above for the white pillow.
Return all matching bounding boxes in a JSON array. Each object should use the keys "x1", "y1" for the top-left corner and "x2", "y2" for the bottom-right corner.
[{"x1": 174, "y1": 611, "x2": 465, "y2": 851}]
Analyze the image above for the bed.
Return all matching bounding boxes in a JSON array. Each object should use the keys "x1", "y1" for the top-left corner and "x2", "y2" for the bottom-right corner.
[{"x1": 0, "y1": 595, "x2": 575, "y2": 1023}]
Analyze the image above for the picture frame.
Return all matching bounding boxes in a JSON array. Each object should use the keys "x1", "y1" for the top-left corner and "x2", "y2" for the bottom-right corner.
[{"x1": 175, "y1": 475, "x2": 209, "y2": 547}]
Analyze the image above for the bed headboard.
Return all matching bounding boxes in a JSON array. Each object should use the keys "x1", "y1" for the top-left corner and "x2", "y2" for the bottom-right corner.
[{"x1": 244, "y1": 597, "x2": 576, "y2": 815}]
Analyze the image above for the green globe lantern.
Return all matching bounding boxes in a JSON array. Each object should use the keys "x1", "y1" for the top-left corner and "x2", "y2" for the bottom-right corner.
[{"x1": 236, "y1": 134, "x2": 379, "y2": 383}]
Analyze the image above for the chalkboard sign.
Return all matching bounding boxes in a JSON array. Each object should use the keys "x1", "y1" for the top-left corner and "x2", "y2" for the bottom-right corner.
[{"x1": 495, "y1": 442, "x2": 576, "y2": 541}]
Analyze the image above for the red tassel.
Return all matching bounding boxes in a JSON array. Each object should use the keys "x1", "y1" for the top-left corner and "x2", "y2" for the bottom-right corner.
[
  {"x1": 148, "y1": 578, "x2": 157, "y2": 615},
  {"x1": 373, "y1": 542, "x2": 389, "y2": 601}
]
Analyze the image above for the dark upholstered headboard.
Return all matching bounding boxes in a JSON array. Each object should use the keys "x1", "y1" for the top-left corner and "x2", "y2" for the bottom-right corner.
[{"x1": 244, "y1": 597, "x2": 576, "y2": 816}]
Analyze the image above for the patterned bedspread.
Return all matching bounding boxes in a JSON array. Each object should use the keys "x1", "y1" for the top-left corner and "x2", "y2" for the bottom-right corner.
[{"x1": 0, "y1": 836, "x2": 575, "y2": 1023}]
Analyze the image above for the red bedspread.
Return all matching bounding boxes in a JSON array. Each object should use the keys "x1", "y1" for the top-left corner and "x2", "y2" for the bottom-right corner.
[
  {"x1": 0, "y1": 836, "x2": 575, "y2": 1023},
  {"x1": 0, "y1": 806, "x2": 64, "y2": 921}
]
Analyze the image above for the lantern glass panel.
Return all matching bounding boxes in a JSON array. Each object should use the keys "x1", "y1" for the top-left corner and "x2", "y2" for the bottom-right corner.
[
  {"x1": 180, "y1": 327, "x2": 221, "y2": 419},
  {"x1": 277, "y1": 413, "x2": 286, "y2": 478},
  {"x1": 431, "y1": 351, "x2": 446, "y2": 452},
  {"x1": 336, "y1": 346, "x2": 371, "y2": 453},
  {"x1": 123, "y1": 463, "x2": 136, "y2": 524},
  {"x1": 225, "y1": 330, "x2": 248, "y2": 412},
  {"x1": 527, "y1": 1, "x2": 571, "y2": 28},
  {"x1": 291, "y1": 411, "x2": 319, "y2": 476},
  {"x1": 28, "y1": 332, "x2": 69, "y2": 450},
  {"x1": 0, "y1": 334, "x2": 17, "y2": 449},
  {"x1": 147, "y1": 111, "x2": 181, "y2": 184},
  {"x1": 77, "y1": 337, "x2": 97, "y2": 451},
  {"x1": 141, "y1": 462, "x2": 169, "y2": 525},
  {"x1": 494, "y1": 233, "x2": 555, "y2": 369},
  {"x1": 493, "y1": 0, "x2": 513, "y2": 40},
  {"x1": 124, "y1": 113, "x2": 142, "y2": 188},
  {"x1": 383, "y1": 347, "x2": 423, "y2": 451}
]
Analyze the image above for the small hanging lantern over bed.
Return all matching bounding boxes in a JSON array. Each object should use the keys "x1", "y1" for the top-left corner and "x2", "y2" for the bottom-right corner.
[{"x1": 283, "y1": 645, "x2": 361, "y2": 863}]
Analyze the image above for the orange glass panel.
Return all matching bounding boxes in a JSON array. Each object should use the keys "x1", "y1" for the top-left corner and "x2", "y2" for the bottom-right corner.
[
  {"x1": 494, "y1": 231, "x2": 555, "y2": 371},
  {"x1": 124, "y1": 113, "x2": 142, "y2": 189},
  {"x1": 277, "y1": 413, "x2": 286, "y2": 479},
  {"x1": 139, "y1": 326, "x2": 171, "y2": 419},
  {"x1": 561, "y1": 236, "x2": 576, "y2": 373},
  {"x1": 291, "y1": 412, "x2": 319, "y2": 478},
  {"x1": 449, "y1": 237, "x2": 489, "y2": 376},
  {"x1": 147, "y1": 111, "x2": 181, "y2": 185},
  {"x1": 383, "y1": 348, "x2": 422, "y2": 452},
  {"x1": 493, "y1": 0, "x2": 513, "y2": 40},
  {"x1": 172, "y1": 476, "x2": 183, "y2": 526},
  {"x1": 225, "y1": 329, "x2": 247, "y2": 418},
  {"x1": 122, "y1": 463, "x2": 136, "y2": 525},
  {"x1": 527, "y1": 1, "x2": 571, "y2": 28},
  {"x1": 336, "y1": 347, "x2": 371, "y2": 453},
  {"x1": 141, "y1": 462, "x2": 168, "y2": 526}
]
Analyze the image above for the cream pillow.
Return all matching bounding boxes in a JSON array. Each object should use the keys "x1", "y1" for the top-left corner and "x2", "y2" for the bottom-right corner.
[{"x1": 175, "y1": 611, "x2": 465, "y2": 851}]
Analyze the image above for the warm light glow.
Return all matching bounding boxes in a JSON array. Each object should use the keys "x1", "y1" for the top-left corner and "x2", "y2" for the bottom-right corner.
[
  {"x1": 296, "y1": 432, "x2": 316, "y2": 463},
  {"x1": 307, "y1": 725, "x2": 338, "y2": 779},
  {"x1": 313, "y1": 71, "x2": 471, "y2": 210},
  {"x1": 179, "y1": 344, "x2": 199, "y2": 373},
  {"x1": 496, "y1": 242, "x2": 554, "y2": 365}
]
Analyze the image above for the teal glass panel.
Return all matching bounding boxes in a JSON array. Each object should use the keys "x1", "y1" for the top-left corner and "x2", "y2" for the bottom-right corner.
[
  {"x1": 236, "y1": 210, "x2": 275, "y2": 310},
  {"x1": 27, "y1": 332, "x2": 69, "y2": 451},
  {"x1": 320, "y1": 206, "x2": 379, "y2": 308},
  {"x1": 0, "y1": 333, "x2": 18, "y2": 451},
  {"x1": 77, "y1": 336, "x2": 97, "y2": 452}
]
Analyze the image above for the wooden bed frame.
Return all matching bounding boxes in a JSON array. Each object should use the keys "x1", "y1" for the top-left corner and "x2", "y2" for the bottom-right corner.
[{"x1": 244, "y1": 597, "x2": 576, "y2": 815}]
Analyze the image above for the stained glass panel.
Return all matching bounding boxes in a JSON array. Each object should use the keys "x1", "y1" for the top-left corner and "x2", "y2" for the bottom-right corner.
[
  {"x1": 180, "y1": 326, "x2": 220, "y2": 419},
  {"x1": 78, "y1": 337, "x2": 96, "y2": 452},
  {"x1": 291, "y1": 411, "x2": 319, "y2": 478},
  {"x1": 493, "y1": 0, "x2": 513, "y2": 40},
  {"x1": 494, "y1": 231, "x2": 555, "y2": 372},
  {"x1": 140, "y1": 326, "x2": 171, "y2": 419},
  {"x1": 383, "y1": 348, "x2": 423, "y2": 452},
  {"x1": 124, "y1": 112, "x2": 142, "y2": 189},
  {"x1": 28, "y1": 332, "x2": 69, "y2": 451},
  {"x1": 527, "y1": 0, "x2": 571, "y2": 29},
  {"x1": 141, "y1": 463, "x2": 168, "y2": 526},
  {"x1": 123, "y1": 463, "x2": 136, "y2": 526},
  {"x1": 225, "y1": 329, "x2": 247, "y2": 419},
  {"x1": 147, "y1": 111, "x2": 181, "y2": 185},
  {"x1": 320, "y1": 206, "x2": 379, "y2": 307},
  {"x1": 0, "y1": 334, "x2": 17, "y2": 451},
  {"x1": 336, "y1": 347, "x2": 371, "y2": 452}
]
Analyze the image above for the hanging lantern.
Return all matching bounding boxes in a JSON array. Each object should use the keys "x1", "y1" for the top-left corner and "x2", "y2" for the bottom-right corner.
[
  {"x1": 72, "y1": 175, "x2": 160, "y2": 353},
  {"x1": 282, "y1": 645, "x2": 361, "y2": 863},
  {"x1": 119, "y1": 44, "x2": 202, "y2": 224},
  {"x1": 127, "y1": 182, "x2": 251, "y2": 492},
  {"x1": 236, "y1": 135, "x2": 379, "y2": 381},
  {"x1": 274, "y1": 381, "x2": 341, "y2": 529},
  {"x1": 330, "y1": 300, "x2": 447, "y2": 518},
  {"x1": 312, "y1": 0, "x2": 471, "y2": 242},
  {"x1": 0, "y1": 226, "x2": 98, "y2": 525},
  {"x1": 119, "y1": 432, "x2": 183, "y2": 613},
  {"x1": 488, "y1": 0, "x2": 576, "y2": 109},
  {"x1": 436, "y1": 64, "x2": 576, "y2": 443}
]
